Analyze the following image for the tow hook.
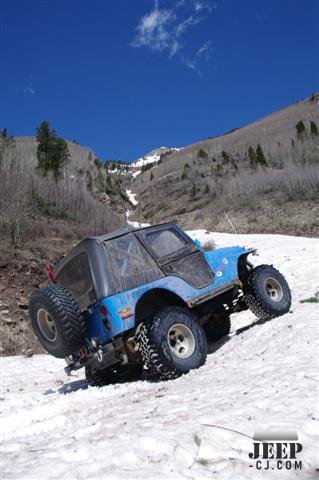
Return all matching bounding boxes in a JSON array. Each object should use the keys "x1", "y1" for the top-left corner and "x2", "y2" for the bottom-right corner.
[
  {"x1": 97, "y1": 349, "x2": 103, "y2": 362},
  {"x1": 120, "y1": 353, "x2": 129, "y2": 365}
]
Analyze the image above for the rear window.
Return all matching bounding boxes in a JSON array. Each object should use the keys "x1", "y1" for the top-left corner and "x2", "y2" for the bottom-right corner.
[
  {"x1": 104, "y1": 234, "x2": 163, "y2": 292},
  {"x1": 56, "y1": 252, "x2": 95, "y2": 302},
  {"x1": 142, "y1": 229, "x2": 188, "y2": 258}
]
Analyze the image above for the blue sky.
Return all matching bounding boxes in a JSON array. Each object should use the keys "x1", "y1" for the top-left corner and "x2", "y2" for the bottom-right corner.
[{"x1": 1, "y1": 0, "x2": 318, "y2": 162}]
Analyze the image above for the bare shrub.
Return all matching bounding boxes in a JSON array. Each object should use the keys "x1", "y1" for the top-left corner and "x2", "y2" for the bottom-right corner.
[
  {"x1": 0, "y1": 167, "x2": 32, "y2": 243},
  {"x1": 224, "y1": 164, "x2": 319, "y2": 208},
  {"x1": 31, "y1": 174, "x2": 122, "y2": 236},
  {"x1": 1, "y1": 141, "x2": 123, "y2": 243}
]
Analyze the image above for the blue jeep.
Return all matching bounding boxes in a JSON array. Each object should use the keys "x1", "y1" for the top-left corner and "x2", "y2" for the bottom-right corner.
[{"x1": 29, "y1": 222, "x2": 291, "y2": 385}]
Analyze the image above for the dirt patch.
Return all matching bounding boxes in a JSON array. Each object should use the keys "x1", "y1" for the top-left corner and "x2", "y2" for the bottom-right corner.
[{"x1": 0, "y1": 225, "x2": 76, "y2": 356}]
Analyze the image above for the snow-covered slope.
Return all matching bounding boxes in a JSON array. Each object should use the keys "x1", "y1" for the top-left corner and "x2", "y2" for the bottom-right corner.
[
  {"x1": 1, "y1": 233, "x2": 318, "y2": 480},
  {"x1": 130, "y1": 147, "x2": 181, "y2": 179}
]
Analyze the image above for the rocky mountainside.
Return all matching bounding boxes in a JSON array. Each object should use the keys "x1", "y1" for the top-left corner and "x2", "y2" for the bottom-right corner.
[{"x1": 127, "y1": 94, "x2": 319, "y2": 236}]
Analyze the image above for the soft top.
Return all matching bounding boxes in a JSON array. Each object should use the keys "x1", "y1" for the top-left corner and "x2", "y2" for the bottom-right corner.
[
  {"x1": 53, "y1": 221, "x2": 182, "y2": 306},
  {"x1": 87, "y1": 221, "x2": 178, "y2": 245},
  {"x1": 54, "y1": 221, "x2": 180, "y2": 276}
]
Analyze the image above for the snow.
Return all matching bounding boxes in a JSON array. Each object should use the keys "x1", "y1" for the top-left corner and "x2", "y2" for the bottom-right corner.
[
  {"x1": 125, "y1": 208, "x2": 150, "y2": 228},
  {"x1": 131, "y1": 170, "x2": 141, "y2": 179},
  {"x1": 1, "y1": 232, "x2": 319, "y2": 480},
  {"x1": 125, "y1": 189, "x2": 149, "y2": 227},
  {"x1": 130, "y1": 147, "x2": 181, "y2": 178},
  {"x1": 107, "y1": 167, "x2": 130, "y2": 176},
  {"x1": 126, "y1": 220, "x2": 151, "y2": 228},
  {"x1": 134, "y1": 153, "x2": 160, "y2": 168},
  {"x1": 125, "y1": 189, "x2": 150, "y2": 228},
  {"x1": 125, "y1": 189, "x2": 138, "y2": 206}
]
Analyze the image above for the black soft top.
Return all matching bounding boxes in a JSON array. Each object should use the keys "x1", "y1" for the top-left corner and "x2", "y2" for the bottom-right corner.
[
  {"x1": 53, "y1": 221, "x2": 199, "y2": 309},
  {"x1": 88, "y1": 221, "x2": 178, "y2": 245}
]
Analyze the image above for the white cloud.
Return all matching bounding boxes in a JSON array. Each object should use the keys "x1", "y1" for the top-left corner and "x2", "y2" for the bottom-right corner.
[
  {"x1": 15, "y1": 77, "x2": 36, "y2": 96},
  {"x1": 175, "y1": 14, "x2": 201, "y2": 38},
  {"x1": 131, "y1": 1, "x2": 215, "y2": 75},
  {"x1": 132, "y1": 6, "x2": 177, "y2": 56},
  {"x1": 24, "y1": 86, "x2": 35, "y2": 95},
  {"x1": 196, "y1": 40, "x2": 213, "y2": 60},
  {"x1": 193, "y1": 0, "x2": 213, "y2": 13}
]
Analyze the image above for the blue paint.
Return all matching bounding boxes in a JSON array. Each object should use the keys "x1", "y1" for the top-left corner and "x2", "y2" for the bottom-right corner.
[{"x1": 85, "y1": 245, "x2": 253, "y2": 344}]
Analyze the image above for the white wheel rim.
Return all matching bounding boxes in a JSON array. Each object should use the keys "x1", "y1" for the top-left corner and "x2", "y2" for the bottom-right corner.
[
  {"x1": 264, "y1": 277, "x2": 283, "y2": 302},
  {"x1": 167, "y1": 323, "x2": 195, "y2": 359},
  {"x1": 37, "y1": 308, "x2": 57, "y2": 341}
]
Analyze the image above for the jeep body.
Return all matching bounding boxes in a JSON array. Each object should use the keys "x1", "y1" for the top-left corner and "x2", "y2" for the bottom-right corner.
[{"x1": 52, "y1": 222, "x2": 254, "y2": 372}]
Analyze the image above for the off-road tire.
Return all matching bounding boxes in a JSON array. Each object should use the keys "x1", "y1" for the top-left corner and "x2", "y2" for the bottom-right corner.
[
  {"x1": 243, "y1": 264, "x2": 291, "y2": 320},
  {"x1": 204, "y1": 312, "x2": 231, "y2": 342},
  {"x1": 29, "y1": 284, "x2": 86, "y2": 358},
  {"x1": 136, "y1": 306, "x2": 207, "y2": 381},
  {"x1": 85, "y1": 363, "x2": 143, "y2": 387}
]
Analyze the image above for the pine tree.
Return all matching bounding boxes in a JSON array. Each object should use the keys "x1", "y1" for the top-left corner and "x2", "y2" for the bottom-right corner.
[
  {"x1": 221, "y1": 150, "x2": 230, "y2": 164},
  {"x1": 96, "y1": 171, "x2": 104, "y2": 192},
  {"x1": 310, "y1": 120, "x2": 318, "y2": 137},
  {"x1": 86, "y1": 170, "x2": 93, "y2": 191},
  {"x1": 197, "y1": 148, "x2": 208, "y2": 159},
  {"x1": 150, "y1": 172, "x2": 154, "y2": 181},
  {"x1": 36, "y1": 121, "x2": 69, "y2": 179},
  {"x1": 248, "y1": 146, "x2": 257, "y2": 166},
  {"x1": 255, "y1": 144, "x2": 268, "y2": 166},
  {"x1": 190, "y1": 183, "x2": 197, "y2": 198},
  {"x1": 295, "y1": 120, "x2": 306, "y2": 141}
]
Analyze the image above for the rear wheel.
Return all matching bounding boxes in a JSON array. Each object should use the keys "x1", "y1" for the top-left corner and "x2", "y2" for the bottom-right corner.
[
  {"x1": 29, "y1": 284, "x2": 85, "y2": 358},
  {"x1": 85, "y1": 363, "x2": 143, "y2": 387},
  {"x1": 204, "y1": 312, "x2": 231, "y2": 342},
  {"x1": 137, "y1": 306, "x2": 207, "y2": 380},
  {"x1": 243, "y1": 265, "x2": 291, "y2": 320}
]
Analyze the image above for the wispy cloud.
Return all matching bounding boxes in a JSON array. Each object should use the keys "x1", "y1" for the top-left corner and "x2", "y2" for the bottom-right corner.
[
  {"x1": 15, "y1": 75, "x2": 36, "y2": 95},
  {"x1": 131, "y1": 1, "x2": 215, "y2": 76},
  {"x1": 24, "y1": 85, "x2": 35, "y2": 95},
  {"x1": 196, "y1": 40, "x2": 213, "y2": 61},
  {"x1": 193, "y1": 0, "x2": 213, "y2": 12}
]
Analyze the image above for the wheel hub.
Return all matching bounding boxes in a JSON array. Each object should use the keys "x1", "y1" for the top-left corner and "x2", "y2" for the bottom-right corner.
[
  {"x1": 264, "y1": 277, "x2": 283, "y2": 302},
  {"x1": 167, "y1": 323, "x2": 195, "y2": 359},
  {"x1": 37, "y1": 308, "x2": 57, "y2": 341}
]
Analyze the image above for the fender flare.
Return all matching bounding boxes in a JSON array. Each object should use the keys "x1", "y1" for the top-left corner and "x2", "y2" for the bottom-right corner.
[{"x1": 238, "y1": 249, "x2": 256, "y2": 282}]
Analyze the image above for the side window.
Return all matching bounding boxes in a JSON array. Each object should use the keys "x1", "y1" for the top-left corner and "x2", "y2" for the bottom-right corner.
[
  {"x1": 104, "y1": 234, "x2": 163, "y2": 292},
  {"x1": 56, "y1": 252, "x2": 95, "y2": 302},
  {"x1": 143, "y1": 229, "x2": 188, "y2": 258}
]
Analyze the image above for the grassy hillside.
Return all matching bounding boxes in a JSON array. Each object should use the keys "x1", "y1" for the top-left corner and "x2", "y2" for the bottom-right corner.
[{"x1": 130, "y1": 94, "x2": 319, "y2": 235}]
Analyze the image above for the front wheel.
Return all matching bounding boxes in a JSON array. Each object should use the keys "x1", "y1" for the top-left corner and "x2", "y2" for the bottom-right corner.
[
  {"x1": 243, "y1": 264, "x2": 291, "y2": 320},
  {"x1": 137, "y1": 306, "x2": 207, "y2": 380}
]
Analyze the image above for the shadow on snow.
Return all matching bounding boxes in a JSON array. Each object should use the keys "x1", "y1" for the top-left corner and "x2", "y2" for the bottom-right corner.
[{"x1": 43, "y1": 316, "x2": 270, "y2": 395}]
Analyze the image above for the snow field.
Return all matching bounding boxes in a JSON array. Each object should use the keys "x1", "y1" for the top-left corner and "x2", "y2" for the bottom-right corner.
[{"x1": 1, "y1": 232, "x2": 318, "y2": 479}]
